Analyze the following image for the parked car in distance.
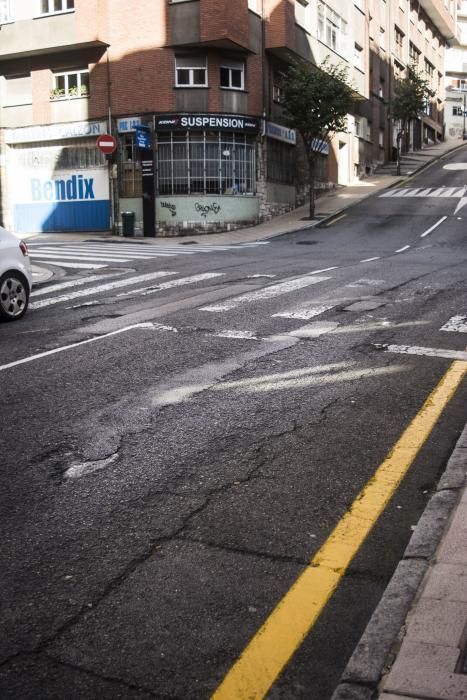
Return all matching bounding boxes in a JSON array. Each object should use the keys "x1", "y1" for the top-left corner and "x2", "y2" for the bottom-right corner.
[{"x1": 0, "y1": 226, "x2": 33, "y2": 321}]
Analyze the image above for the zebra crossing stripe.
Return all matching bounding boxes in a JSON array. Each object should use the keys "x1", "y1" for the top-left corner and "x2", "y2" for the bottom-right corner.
[
  {"x1": 200, "y1": 275, "x2": 331, "y2": 312},
  {"x1": 32, "y1": 261, "x2": 107, "y2": 269},
  {"x1": 31, "y1": 252, "x2": 132, "y2": 262},
  {"x1": 116, "y1": 272, "x2": 224, "y2": 297},
  {"x1": 30, "y1": 270, "x2": 177, "y2": 309},
  {"x1": 272, "y1": 303, "x2": 335, "y2": 321},
  {"x1": 441, "y1": 315, "x2": 467, "y2": 333},
  {"x1": 31, "y1": 273, "x2": 124, "y2": 297}
]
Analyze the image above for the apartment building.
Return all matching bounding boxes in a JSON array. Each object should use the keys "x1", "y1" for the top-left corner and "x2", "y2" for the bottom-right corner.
[
  {"x1": 368, "y1": 0, "x2": 458, "y2": 164},
  {"x1": 0, "y1": 1, "x2": 457, "y2": 235},
  {"x1": 445, "y1": 1, "x2": 467, "y2": 140}
]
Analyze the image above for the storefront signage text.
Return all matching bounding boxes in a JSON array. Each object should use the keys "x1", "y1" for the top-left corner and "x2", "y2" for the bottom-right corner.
[
  {"x1": 117, "y1": 117, "x2": 142, "y2": 133},
  {"x1": 6, "y1": 121, "x2": 107, "y2": 144},
  {"x1": 264, "y1": 121, "x2": 296, "y2": 145},
  {"x1": 31, "y1": 175, "x2": 95, "y2": 202},
  {"x1": 156, "y1": 114, "x2": 259, "y2": 133}
]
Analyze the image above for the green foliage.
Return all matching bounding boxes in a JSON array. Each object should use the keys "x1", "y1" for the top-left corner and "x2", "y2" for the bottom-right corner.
[
  {"x1": 279, "y1": 58, "x2": 355, "y2": 160},
  {"x1": 391, "y1": 64, "x2": 435, "y2": 126}
]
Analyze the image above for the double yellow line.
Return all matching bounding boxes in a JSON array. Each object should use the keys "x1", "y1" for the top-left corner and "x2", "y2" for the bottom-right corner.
[{"x1": 213, "y1": 360, "x2": 467, "y2": 699}]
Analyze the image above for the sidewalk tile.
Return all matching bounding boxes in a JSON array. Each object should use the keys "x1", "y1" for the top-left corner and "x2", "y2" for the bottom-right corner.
[
  {"x1": 383, "y1": 641, "x2": 466, "y2": 699},
  {"x1": 422, "y1": 563, "x2": 467, "y2": 602},
  {"x1": 436, "y1": 503, "x2": 467, "y2": 565},
  {"x1": 404, "y1": 599, "x2": 467, "y2": 647},
  {"x1": 380, "y1": 695, "x2": 418, "y2": 699}
]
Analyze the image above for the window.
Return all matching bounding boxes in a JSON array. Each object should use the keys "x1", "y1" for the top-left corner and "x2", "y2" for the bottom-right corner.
[
  {"x1": 452, "y1": 78, "x2": 467, "y2": 91},
  {"x1": 354, "y1": 117, "x2": 361, "y2": 136},
  {"x1": 395, "y1": 26, "x2": 404, "y2": 58},
  {"x1": 409, "y1": 41, "x2": 420, "y2": 65},
  {"x1": 41, "y1": 0, "x2": 74, "y2": 14},
  {"x1": 157, "y1": 132, "x2": 256, "y2": 196},
  {"x1": 317, "y1": 3, "x2": 348, "y2": 56},
  {"x1": 354, "y1": 43, "x2": 363, "y2": 69},
  {"x1": 175, "y1": 56, "x2": 207, "y2": 87},
  {"x1": 119, "y1": 134, "x2": 142, "y2": 197},
  {"x1": 0, "y1": 0, "x2": 12, "y2": 23},
  {"x1": 379, "y1": 27, "x2": 385, "y2": 50},
  {"x1": 51, "y1": 69, "x2": 89, "y2": 99},
  {"x1": 273, "y1": 83, "x2": 283, "y2": 103},
  {"x1": 267, "y1": 139, "x2": 295, "y2": 184},
  {"x1": 453, "y1": 105, "x2": 463, "y2": 116},
  {"x1": 4, "y1": 73, "x2": 32, "y2": 107},
  {"x1": 220, "y1": 61, "x2": 244, "y2": 90}
]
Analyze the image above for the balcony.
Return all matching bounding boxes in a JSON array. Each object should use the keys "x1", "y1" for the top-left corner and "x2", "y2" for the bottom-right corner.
[
  {"x1": 168, "y1": 0, "x2": 250, "y2": 52},
  {"x1": 418, "y1": 0, "x2": 460, "y2": 44}
]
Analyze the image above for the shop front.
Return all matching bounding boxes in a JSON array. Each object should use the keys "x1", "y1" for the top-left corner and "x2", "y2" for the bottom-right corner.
[
  {"x1": 4, "y1": 120, "x2": 110, "y2": 233},
  {"x1": 154, "y1": 113, "x2": 260, "y2": 234}
]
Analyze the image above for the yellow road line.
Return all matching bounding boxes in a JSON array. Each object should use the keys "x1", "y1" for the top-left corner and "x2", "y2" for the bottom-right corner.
[
  {"x1": 325, "y1": 213, "x2": 347, "y2": 227},
  {"x1": 213, "y1": 360, "x2": 467, "y2": 700}
]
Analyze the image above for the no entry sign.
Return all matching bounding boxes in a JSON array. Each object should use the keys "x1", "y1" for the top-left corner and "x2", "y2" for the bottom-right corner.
[{"x1": 96, "y1": 134, "x2": 117, "y2": 155}]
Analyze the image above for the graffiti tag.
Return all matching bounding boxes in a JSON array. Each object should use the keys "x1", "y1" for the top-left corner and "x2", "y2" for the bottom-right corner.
[
  {"x1": 161, "y1": 201, "x2": 177, "y2": 217},
  {"x1": 195, "y1": 202, "x2": 221, "y2": 218}
]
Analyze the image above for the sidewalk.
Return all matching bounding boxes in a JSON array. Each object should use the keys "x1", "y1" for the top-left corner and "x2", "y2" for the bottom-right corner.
[{"x1": 332, "y1": 423, "x2": 467, "y2": 700}]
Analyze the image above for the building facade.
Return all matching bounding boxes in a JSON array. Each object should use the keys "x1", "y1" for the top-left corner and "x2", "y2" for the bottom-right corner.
[
  {"x1": 445, "y1": 1, "x2": 467, "y2": 140},
  {"x1": 0, "y1": 0, "x2": 458, "y2": 236}
]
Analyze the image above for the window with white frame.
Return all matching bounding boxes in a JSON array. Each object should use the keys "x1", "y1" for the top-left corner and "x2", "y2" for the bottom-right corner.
[
  {"x1": 51, "y1": 69, "x2": 89, "y2": 99},
  {"x1": 41, "y1": 0, "x2": 74, "y2": 14},
  {"x1": 452, "y1": 105, "x2": 464, "y2": 116},
  {"x1": 354, "y1": 43, "x2": 363, "y2": 69},
  {"x1": 0, "y1": 0, "x2": 12, "y2": 23},
  {"x1": 220, "y1": 60, "x2": 244, "y2": 90},
  {"x1": 317, "y1": 3, "x2": 348, "y2": 56},
  {"x1": 175, "y1": 56, "x2": 207, "y2": 87}
]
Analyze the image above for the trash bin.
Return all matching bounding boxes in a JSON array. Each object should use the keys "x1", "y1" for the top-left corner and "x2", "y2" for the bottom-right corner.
[{"x1": 121, "y1": 211, "x2": 135, "y2": 237}]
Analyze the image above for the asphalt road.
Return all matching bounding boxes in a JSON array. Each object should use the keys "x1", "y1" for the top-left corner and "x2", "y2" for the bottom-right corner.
[{"x1": 1, "y1": 146, "x2": 467, "y2": 699}]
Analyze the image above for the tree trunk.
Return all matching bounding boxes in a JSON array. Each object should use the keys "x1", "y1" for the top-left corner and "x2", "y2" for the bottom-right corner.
[
  {"x1": 396, "y1": 131, "x2": 402, "y2": 176},
  {"x1": 308, "y1": 157, "x2": 316, "y2": 219}
]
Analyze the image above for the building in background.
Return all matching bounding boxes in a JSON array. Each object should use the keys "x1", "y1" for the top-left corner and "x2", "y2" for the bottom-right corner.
[
  {"x1": 0, "y1": 0, "x2": 459, "y2": 236},
  {"x1": 445, "y1": 0, "x2": 467, "y2": 140}
]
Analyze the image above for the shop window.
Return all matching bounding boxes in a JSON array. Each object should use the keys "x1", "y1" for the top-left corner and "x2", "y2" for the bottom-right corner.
[
  {"x1": 175, "y1": 56, "x2": 207, "y2": 87},
  {"x1": 51, "y1": 69, "x2": 89, "y2": 100},
  {"x1": 0, "y1": 0, "x2": 12, "y2": 23},
  {"x1": 157, "y1": 132, "x2": 256, "y2": 196},
  {"x1": 40, "y1": 0, "x2": 74, "y2": 14},
  {"x1": 267, "y1": 140, "x2": 295, "y2": 185},
  {"x1": 119, "y1": 134, "x2": 143, "y2": 198},
  {"x1": 220, "y1": 61, "x2": 244, "y2": 90}
]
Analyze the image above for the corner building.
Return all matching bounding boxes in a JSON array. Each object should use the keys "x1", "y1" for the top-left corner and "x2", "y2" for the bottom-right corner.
[{"x1": 0, "y1": 0, "x2": 438, "y2": 235}]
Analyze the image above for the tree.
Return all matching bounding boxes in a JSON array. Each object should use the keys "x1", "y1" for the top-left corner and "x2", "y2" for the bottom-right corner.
[
  {"x1": 391, "y1": 64, "x2": 435, "y2": 174},
  {"x1": 279, "y1": 58, "x2": 355, "y2": 218}
]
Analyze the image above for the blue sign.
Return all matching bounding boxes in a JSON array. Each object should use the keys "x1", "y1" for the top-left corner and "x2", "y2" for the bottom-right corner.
[{"x1": 135, "y1": 126, "x2": 151, "y2": 149}]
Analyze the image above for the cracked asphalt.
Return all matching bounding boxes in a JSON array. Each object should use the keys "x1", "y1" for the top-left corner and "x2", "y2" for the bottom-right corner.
[{"x1": 1, "y1": 148, "x2": 467, "y2": 699}]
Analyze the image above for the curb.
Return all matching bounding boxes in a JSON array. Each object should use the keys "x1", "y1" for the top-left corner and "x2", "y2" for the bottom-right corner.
[{"x1": 331, "y1": 422, "x2": 467, "y2": 700}]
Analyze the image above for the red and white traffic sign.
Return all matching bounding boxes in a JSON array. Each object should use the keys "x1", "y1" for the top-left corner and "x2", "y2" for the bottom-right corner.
[{"x1": 96, "y1": 134, "x2": 117, "y2": 155}]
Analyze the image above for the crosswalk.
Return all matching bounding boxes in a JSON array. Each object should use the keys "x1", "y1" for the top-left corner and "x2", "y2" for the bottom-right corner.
[
  {"x1": 379, "y1": 186, "x2": 466, "y2": 199},
  {"x1": 28, "y1": 241, "x2": 269, "y2": 270},
  {"x1": 29, "y1": 269, "x2": 466, "y2": 356}
]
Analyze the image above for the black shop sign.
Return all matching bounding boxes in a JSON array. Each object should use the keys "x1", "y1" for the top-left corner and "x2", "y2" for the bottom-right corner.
[{"x1": 155, "y1": 113, "x2": 259, "y2": 133}]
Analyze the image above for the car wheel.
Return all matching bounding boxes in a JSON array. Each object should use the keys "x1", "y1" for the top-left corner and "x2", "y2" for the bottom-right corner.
[{"x1": 0, "y1": 271, "x2": 29, "y2": 321}]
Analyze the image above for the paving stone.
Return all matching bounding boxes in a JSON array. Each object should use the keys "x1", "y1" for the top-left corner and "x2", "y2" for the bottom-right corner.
[
  {"x1": 421, "y1": 563, "x2": 467, "y2": 602},
  {"x1": 383, "y1": 641, "x2": 466, "y2": 700},
  {"x1": 404, "y1": 598, "x2": 467, "y2": 647},
  {"x1": 436, "y1": 503, "x2": 467, "y2": 565},
  {"x1": 330, "y1": 682, "x2": 374, "y2": 700}
]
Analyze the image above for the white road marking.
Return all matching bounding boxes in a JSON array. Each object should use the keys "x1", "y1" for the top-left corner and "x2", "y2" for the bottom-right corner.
[
  {"x1": 395, "y1": 245, "x2": 410, "y2": 253},
  {"x1": 30, "y1": 271, "x2": 177, "y2": 309},
  {"x1": 31, "y1": 252, "x2": 132, "y2": 262},
  {"x1": 213, "y1": 330, "x2": 258, "y2": 340},
  {"x1": 380, "y1": 343, "x2": 467, "y2": 361},
  {"x1": 360, "y1": 257, "x2": 380, "y2": 263},
  {"x1": 443, "y1": 164, "x2": 467, "y2": 170},
  {"x1": 272, "y1": 303, "x2": 335, "y2": 321},
  {"x1": 32, "y1": 247, "x2": 177, "y2": 258},
  {"x1": 379, "y1": 187, "x2": 465, "y2": 199},
  {"x1": 200, "y1": 275, "x2": 331, "y2": 312},
  {"x1": 346, "y1": 279, "x2": 385, "y2": 288},
  {"x1": 310, "y1": 267, "x2": 338, "y2": 274},
  {"x1": 65, "y1": 454, "x2": 119, "y2": 480},
  {"x1": 247, "y1": 274, "x2": 277, "y2": 279},
  {"x1": 31, "y1": 261, "x2": 107, "y2": 269},
  {"x1": 31, "y1": 273, "x2": 123, "y2": 297},
  {"x1": 440, "y1": 315, "x2": 467, "y2": 333},
  {"x1": 288, "y1": 321, "x2": 339, "y2": 338},
  {"x1": 0, "y1": 323, "x2": 157, "y2": 372},
  {"x1": 420, "y1": 216, "x2": 447, "y2": 237},
  {"x1": 116, "y1": 272, "x2": 224, "y2": 297}
]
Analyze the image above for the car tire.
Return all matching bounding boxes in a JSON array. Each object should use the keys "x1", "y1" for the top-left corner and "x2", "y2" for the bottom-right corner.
[{"x1": 0, "y1": 271, "x2": 30, "y2": 321}]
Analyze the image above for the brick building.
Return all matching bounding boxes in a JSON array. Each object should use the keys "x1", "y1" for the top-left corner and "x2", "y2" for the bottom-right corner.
[{"x1": 0, "y1": 0, "x2": 459, "y2": 235}]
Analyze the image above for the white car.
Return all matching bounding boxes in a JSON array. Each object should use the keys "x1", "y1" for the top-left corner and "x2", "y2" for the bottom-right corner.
[{"x1": 0, "y1": 226, "x2": 33, "y2": 321}]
